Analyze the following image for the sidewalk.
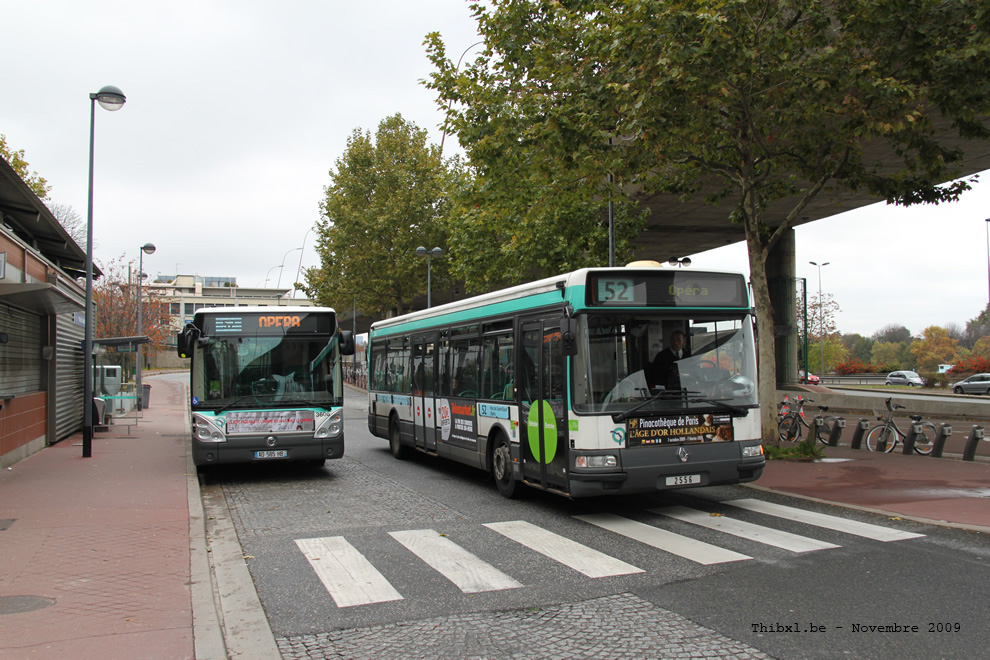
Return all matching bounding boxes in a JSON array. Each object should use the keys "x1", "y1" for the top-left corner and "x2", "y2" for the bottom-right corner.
[
  {"x1": 0, "y1": 374, "x2": 219, "y2": 660},
  {"x1": 1, "y1": 378, "x2": 988, "y2": 659}
]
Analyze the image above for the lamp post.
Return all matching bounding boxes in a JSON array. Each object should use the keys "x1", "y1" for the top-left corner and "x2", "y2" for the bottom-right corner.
[
  {"x1": 136, "y1": 242, "x2": 155, "y2": 411},
  {"x1": 276, "y1": 247, "x2": 302, "y2": 290},
  {"x1": 984, "y1": 218, "x2": 990, "y2": 307},
  {"x1": 416, "y1": 246, "x2": 443, "y2": 307},
  {"x1": 809, "y1": 260, "x2": 830, "y2": 376},
  {"x1": 82, "y1": 85, "x2": 126, "y2": 458},
  {"x1": 292, "y1": 227, "x2": 314, "y2": 298}
]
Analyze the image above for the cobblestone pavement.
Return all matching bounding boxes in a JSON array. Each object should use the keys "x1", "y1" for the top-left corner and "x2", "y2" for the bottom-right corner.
[{"x1": 275, "y1": 592, "x2": 772, "y2": 659}]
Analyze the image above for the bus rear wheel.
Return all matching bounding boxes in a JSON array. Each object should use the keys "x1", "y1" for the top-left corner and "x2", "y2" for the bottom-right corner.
[
  {"x1": 389, "y1": 416, "x2": 408, "y2": 459},
  {"x1": 492, "y1": 434, "x2": 518, "y2": 499}
]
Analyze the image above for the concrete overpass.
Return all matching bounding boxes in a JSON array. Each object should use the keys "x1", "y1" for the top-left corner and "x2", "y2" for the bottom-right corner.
[{"x1": 627, "y1": 135, "x2": 990, "y2": 385}]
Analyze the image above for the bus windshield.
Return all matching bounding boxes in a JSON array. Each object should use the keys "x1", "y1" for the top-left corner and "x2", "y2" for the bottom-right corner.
[
  {"x1": 572, "y1": 313, "x2": 758, "y2": 414},
  {"x1": 191, "y1": 334, "x2": 342, "y2": 410}
]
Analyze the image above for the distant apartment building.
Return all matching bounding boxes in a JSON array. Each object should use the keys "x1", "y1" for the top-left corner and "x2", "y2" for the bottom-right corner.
[{"x1": 144, "y1": 274, "x2": 314, "y2": 368}]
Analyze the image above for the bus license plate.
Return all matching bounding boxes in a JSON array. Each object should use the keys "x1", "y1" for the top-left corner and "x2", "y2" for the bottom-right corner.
[
  {"x1": 254, "y1": 450, "x2": 288, "y2": 459},
  {"x1": 666, "y1": 474, "x2": 701, "y2": 486}
]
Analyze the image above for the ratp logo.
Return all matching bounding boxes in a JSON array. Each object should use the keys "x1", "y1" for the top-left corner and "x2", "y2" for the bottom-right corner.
[{"x1": 611, "y1": 428, "x2": 626, "y2": 445}]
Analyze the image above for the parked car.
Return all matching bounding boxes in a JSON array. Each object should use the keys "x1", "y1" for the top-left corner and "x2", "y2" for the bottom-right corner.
[
  {"x1": 885, "y1": 370, "x2": 925, "y2": 387},
  {"x1": 798, "y1": 370, "x2": 820, "y2": 384},
  {"x1": 951, "y1": 373, "x2": 990, "y2": 395}
]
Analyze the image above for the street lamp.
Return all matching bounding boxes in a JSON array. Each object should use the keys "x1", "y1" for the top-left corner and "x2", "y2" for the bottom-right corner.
[
  {"x1": 984, "y1": 218, "x2": 989, "y2": 307},
  {"x1": 276, "y1": 247, "x2": 302, "y2": 290},
  {"x1": 136, "y1": 242, "x2": 155, "y2": 411},
  {"x1": 809, "y1": 260, "x2": 830, "y2": 376},
  {"x1": 83, "y1": 85, "x2": 126, "y2": 458},
  {"x1": 416, "y1": 246, "x2": 443, "y2": 308},
  {"x1": 292, "y1": 227, "x2": 314, "y2": 298}
]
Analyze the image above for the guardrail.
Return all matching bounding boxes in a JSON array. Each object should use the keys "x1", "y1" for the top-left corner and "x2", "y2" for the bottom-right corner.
[{"x1": 818, "y1": 375, "x2": 888, "y2": 386}]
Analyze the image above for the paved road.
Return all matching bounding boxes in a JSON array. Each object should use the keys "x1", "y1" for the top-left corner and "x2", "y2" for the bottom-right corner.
[{"x1": 198, "y1": 389, "x2": 989, "y2": 659}]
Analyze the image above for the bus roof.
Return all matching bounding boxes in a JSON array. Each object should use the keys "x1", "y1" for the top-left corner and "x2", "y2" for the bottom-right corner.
[
  {"x1": 370, "y1": 266, "x2": 749, "y2": 337},
  {"x1": 192, "y1": 305, "x2": 338, "y2": 316}
]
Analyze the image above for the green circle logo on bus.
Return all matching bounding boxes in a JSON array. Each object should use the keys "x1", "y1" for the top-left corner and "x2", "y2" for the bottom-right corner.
[{"x1": 527, "y1": 400, "x2": 557, "y2": 463}]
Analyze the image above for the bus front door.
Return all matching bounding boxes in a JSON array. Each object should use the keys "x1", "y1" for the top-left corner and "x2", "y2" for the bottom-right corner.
[
  {"x1": 412, "y1": 338, "x2": 437, "y2": 452},
  {"x1": 519, "y1": 320, "x2": 569, "y2": 493}
]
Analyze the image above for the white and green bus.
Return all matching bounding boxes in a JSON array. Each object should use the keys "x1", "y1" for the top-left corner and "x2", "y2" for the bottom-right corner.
[
  {"x1": 368, "y1": 266, "x2": 764, "y2": 498},
  {"x1": 177, "y1": 307, "x2": 354, "y2": 468}
]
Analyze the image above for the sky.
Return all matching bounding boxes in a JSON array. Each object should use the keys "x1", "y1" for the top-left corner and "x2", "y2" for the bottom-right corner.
[{"x1": 2, "y1": 1, "x2": 989, "y2": 339}]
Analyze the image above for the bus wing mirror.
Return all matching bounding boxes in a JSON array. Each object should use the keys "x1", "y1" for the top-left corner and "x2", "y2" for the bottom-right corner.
[
  {"x1": 177, "y1": 324, "x2": 199, "y2": 358},
  {"x1": 339, "y1": 330, "x2": 356, "y2": 356},
  {"x1": 560, "y1": 319, "x2": 577, "y2": 357}
]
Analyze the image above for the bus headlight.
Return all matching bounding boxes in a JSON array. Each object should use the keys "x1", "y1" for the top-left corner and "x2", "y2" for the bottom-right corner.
[
  {"x1": 575, "y1": 455, "x2": 617, "y2": 468},
  {"x1": 316, "y1": 411, "x2": 343, "y2": 438},
  {"x1": 193, "y1": 414, "x2": 227, "y2": 443},
  {"x1": 742, "y1": 445, "x2": 764, "y2": 457}
]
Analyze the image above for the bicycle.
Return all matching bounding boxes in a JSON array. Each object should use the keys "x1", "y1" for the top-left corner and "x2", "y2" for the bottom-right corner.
[
  {"x1": 865, "y1": 397, "x2": 936, "y2": 455},
  {"x1": 777, "y1": 395, "x2": 837, "y2": 445}
]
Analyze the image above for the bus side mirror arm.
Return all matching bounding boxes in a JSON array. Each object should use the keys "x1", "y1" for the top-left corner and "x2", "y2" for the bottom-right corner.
[{"x1": 560, "y1": 318, "x2": 577, "y2": 357}]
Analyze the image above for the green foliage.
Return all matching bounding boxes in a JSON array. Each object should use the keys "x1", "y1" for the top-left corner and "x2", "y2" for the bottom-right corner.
[
  {"x1": 0, "y1": 134, "x2": 51, "y2": 199},
  {"x1": 872, "y1": 341, "x2": 907, "y2": 370},
  {"x1": 764, "y1": 441, "x2": 824, "y2": 461},
  {"x1": 803, "y1": 335, "x2": 848, "y2": 374},
  {"x1": 303, "y1": 114, "x2": 464, "y2": 317},
  {"x1": 427, "y1": 0, "x2": 990, "y2": 438}
]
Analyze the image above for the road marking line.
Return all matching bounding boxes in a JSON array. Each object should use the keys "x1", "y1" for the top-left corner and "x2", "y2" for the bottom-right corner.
[
  {"x1": 485, "y1": 520, "x2": 644, "y2": 578},
  {"x1": 573, "y1": 513, "x2": 751, "y2": 565},
  {"x1": 295, "y1": 537, "x2": 403, "y2": 608},
  {"x1": 389, "y1": 529, "x2": 524, "y2": 593},
  {"x1": 649, "y1": 506, "x2": 840, "y2": 553},
  {"x1": 725, "y1": 499, "x2": 926, "y2": 542}
]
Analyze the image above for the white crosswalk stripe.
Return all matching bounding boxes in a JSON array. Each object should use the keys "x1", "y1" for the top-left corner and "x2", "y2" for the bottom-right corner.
[
  {"x1": 296, "y1": 502, "x2": 923, "y2": 607},
  {"x1": 389, "y1": 529, "x2": 524, "y2": 593},
  {"x1": 295, "y1": 536, "x2": 403, "y2": 608},
  {"x1": 649, "y1": 505, "x2": 840, "y2": 553},
  {"x1": 724, "y1": 499, "x2": 926, "y2": 542},
  {"x1": 574, "y1": 512, "x2": 751, "y2": 565},
  {"x1": 485, "y1": 520, "x2": 644, "y2": 578}
]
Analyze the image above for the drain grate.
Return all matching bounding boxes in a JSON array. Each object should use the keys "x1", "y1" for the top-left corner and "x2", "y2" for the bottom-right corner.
[
  {"x1": 0, "y1": 595, "x2": 56, "y2": 615},
  {"x1": 0, "y1": 519, "x2": 15, "y2": 531}
]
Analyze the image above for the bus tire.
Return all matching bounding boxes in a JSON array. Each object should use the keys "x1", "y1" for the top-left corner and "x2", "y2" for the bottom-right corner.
[
  {"x1": 492, "y1": 433, "x2": 518, "y2": 499},
  {"x1": 389, "y1": 415, "x2": 409, "y2": 460}
]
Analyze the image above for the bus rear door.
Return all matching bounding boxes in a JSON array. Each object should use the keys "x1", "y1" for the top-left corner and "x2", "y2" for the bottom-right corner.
[{"x1": 518, "y1": 319, "x2": 569, "y2": 493}]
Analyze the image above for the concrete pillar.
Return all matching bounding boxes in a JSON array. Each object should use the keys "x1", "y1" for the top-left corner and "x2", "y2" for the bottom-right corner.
[{"x1": 766, "y1": 228, "x2": 799, "y2": 385}]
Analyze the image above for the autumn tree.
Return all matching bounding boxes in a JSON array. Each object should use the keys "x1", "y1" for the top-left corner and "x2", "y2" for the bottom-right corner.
[
  {"x1": 0, "y1": 134, "x2": 50, "y2": 199},
  {"x1": 303, "y1": 114, "x2": 464, "y2": 317},
  {"x1": 92, "y1": 257, "x2": 172, "y2": 372},
  {"x1": 426, "y1": 1, "x2": 990, "y2": 441},
  {"x1": 910, "y1": 326, "x2": 962, "y2": 373}
]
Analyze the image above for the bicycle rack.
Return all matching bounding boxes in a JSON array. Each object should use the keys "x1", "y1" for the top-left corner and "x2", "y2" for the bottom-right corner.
[
  {"x1": 902, "y1": 423, "x2": 922, "y2": 455},
  {"x1": 931, "y1": 424, "x2": 952, "y2": 458},
  {"x1": 963, "y1": 425, "x2": 984, "y2": 462},
  {"x1": 826, "y1": 418, "x2": 845, "y2": 446},
  {"x1": 803, "y1": 416, "x2": 823, "y2": 446},
  {"x1": 850, "y1": 419, "x2": 870, "y2": 450}
]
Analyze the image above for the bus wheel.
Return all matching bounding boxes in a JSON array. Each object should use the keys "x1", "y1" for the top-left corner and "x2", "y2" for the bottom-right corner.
[
  {"x1": 389, "y1": 416, "x2": 408, "y2": 460},
  {"x1": 492, "y1": 434, "x2": 518, "y2": 499}
]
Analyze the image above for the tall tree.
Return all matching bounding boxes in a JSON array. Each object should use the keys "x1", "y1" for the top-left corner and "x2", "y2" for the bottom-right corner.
[
  {"x1": 1, "y1": 134, "x2": 51, "y2": 199},
  {"x1": 910, "y1": 325, "x2": 961, "y2": 372},
  {"x1": 304, "y1": 114, "x2": 463, "y2": 317},
  {"x1": 48, "y1": 202, "x2": 86, "y2": 249},
  {"x1": 874, "y1": 324, "x2": 913, "y2": 344},
  {"x1": 427, "y1": 0, "x2": 990, "y2": 441}
]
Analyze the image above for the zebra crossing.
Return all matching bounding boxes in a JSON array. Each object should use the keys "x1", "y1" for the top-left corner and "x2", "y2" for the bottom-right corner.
[{"x1": 295, "y1": 499, "x2": 925, "y2": 608}]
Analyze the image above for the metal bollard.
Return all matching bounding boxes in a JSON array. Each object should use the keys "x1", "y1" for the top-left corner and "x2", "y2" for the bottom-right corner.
[
  {"x1": 963, "y1": 425, "x2": 984, "y2": 462},
  {"x1": 931, "y1": 424, "x2": 952, "y2": 458},
  {"x1": 827, "y1": 418, "x2": 846, "y2": 447},
  {"x1": 850, "y1": 419, "x2": 870, "y2": 450},
  {"x1": 803, "y1": 416, "x2": 824, "y2": 448},
  {"x1": 902, "y1": 423, "x2": 922, "y2": 455}
]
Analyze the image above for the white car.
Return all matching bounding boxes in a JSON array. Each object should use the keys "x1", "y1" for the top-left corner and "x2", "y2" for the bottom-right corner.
[{"x1": 885, "y1": 370, "x2": 925, "y2": 387}]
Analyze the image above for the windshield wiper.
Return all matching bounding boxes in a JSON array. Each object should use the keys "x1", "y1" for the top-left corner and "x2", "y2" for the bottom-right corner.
[
  {"x1": 685, "y1": 397, "x2": 748, "y2": 417},
  {"x1": 213, "y1": 395, "x2": 257, "y2": 414},
  {"x1": 611, "y1": 389, "x2": 692, "y2": 423}
]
